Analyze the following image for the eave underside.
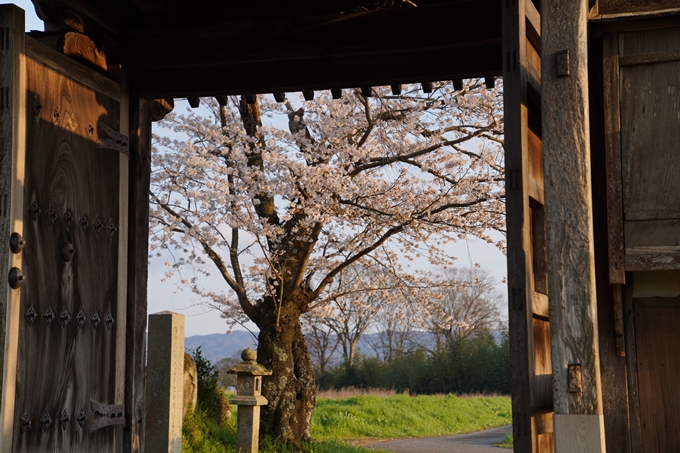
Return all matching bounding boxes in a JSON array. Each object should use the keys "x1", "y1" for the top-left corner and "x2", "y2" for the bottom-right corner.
[{"x1": 30, "y1": 0, "x2": 503, "y2": 99}]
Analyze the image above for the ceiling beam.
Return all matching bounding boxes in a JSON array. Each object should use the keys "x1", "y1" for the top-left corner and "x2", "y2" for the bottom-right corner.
[{"x1": 122, "y1": 0, "x2": 502, "y2": 97}]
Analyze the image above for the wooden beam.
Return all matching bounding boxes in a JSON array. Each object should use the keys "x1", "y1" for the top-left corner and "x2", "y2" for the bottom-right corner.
[
  {"x1": 330, "y1": 89, "x2": 342, "y2": 99},
  {"x1": 187, "y1": 97, "x2": 200, "y2": 108},
  {"x1": 135, "y1": 45, "x2": 501, "y2": 98},
  {"x1": 390, "y1": 84, "x2": 402, "y2": 95},
  {"x1": 542, "y1": 0, "x2": 605, "y2": 450},
  {"x1": 302, "y1": 90, "x2": 314, "y2": 101},
  {"x1": 122, "y1": 0, "x2": 502, "y2": 98},
  {"x1": 452, "y1": 78, "x2": 463, "y2": 91},
  {"x1": 485, "y1": 76, "x2": 496, "y2": 88},
  {"x1": 360, "y1": 86, "x2": 372, "y2": 98},
  {"x1": 244, "y1": 94, "x2": 256, "y2": 104},
  {"x1": 215, "y1": 96, "x2": 228, "y2": 106},
  {"x1": 421, "y1": 81, "x2": 432, "y2": 93},
  {"x1": 273, "y1": 92, "x2": 286, "y2": 102}
]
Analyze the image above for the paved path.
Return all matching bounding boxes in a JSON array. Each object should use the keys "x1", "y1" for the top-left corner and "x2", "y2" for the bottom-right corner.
[{"x1": 365, "y1": 425, "x2": 513, "y2": 453}]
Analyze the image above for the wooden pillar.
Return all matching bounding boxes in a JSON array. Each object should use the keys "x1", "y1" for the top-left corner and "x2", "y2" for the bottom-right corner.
[
  {"x1": 125, "y1": 80, "x2": 153, "y2": 453},
  {"x1": 503, "y1": 0, "x2": 553, "y2": 451},
  {"x1": 541, "y1": 1, "x2": 606, "y2": 451},
  {"x1": 0, "y1": 6, "x2": 25, "y2": 453}
]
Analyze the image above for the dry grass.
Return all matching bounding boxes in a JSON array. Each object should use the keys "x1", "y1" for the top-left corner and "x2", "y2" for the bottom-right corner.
[
  {"x1": 316, "y1": 387, "x2": 506, "y2": 399},
  {"x1": 316, "y1": 387, "x2": 406, "y2": 399}
]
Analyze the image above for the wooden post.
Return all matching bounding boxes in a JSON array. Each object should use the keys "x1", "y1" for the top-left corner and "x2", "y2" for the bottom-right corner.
[
  {"x1": 125, "y1": 83, "x2": 153, "y2": 453},
  {"x1": 503, "y1": 0, "x2": 552, "y2": 451},
  {"x1": 541, "y1": 1, "x2": 606, "y2": 451},
  {"x1": 0, "y1": 6, "x2": 25, "y2": 453}
]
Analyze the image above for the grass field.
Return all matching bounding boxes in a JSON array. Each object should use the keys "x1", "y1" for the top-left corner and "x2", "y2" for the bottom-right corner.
[
  {"x1": 183, "y1": 392, "x2": 512, "y2": 452},
  {"x1": 312, "y1": 394, "x2": 511, "y2": 442}
]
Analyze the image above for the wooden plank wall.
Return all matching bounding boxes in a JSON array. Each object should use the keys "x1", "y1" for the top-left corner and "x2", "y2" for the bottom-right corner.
[
  {"x1": 633, "y1": 298, "x2": 680, "y2": 452},
  {"x1": 0, "y1": 6, "x2": 25, "y2": 453},
  {"x1": 503, "y1": 0, "x2": 553, "y2": 451}
]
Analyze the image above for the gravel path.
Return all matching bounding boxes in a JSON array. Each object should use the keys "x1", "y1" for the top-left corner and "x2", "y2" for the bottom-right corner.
[{"x1": 365, "y1": 425, "x2": 513, "y2": 453}]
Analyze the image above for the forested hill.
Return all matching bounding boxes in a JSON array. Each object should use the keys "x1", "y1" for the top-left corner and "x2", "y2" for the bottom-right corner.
[{"x1": 185, "y1": 331, "x2": 258, "y2": 363}]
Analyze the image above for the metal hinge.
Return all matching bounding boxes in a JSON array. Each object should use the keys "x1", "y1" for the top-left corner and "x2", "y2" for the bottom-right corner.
[
  {"x1": 89, "y1": 400, "x2": 125, "y2": 433},
  {"x1": 98, "y1": 120, "x2": 129, "y2": 156}
]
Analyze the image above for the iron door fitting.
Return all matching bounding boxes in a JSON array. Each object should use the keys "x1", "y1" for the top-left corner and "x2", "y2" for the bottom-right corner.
[
  {"x1": 9, "y1": 232, "x2": 25, "y2": 254},
  {"x1": 8, "y1": 267, "x2": 23, "y2": 289},
  {"x1": 89, "y1": 400, "x2": 125, "y2": 433}
]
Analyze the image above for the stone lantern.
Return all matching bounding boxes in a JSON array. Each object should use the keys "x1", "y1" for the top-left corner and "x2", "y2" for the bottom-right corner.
[{"x1": 228, "y1": 348, "x2": 272, "y2": 453}]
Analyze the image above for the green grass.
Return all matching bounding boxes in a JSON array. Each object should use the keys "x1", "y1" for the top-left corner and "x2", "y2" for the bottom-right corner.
[
  {"x1": 312, "y1": 394, "x2": 511, "y2": 441},
  {"x1": 496, "y1": 433, "x2": 514, "y2": 449},
  {"x1": 182, "y1": 405, "x2": 389, "y2": 453},
  {"x1": 183, "y1": 394, "x2": 512, "y2": 452}
]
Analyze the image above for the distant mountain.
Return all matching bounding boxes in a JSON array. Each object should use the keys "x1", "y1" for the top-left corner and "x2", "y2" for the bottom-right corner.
[
  {"x1": 185, "y1": 331, "x2": 258, "y2": 364},
  {"x1": 185, "y1": 328, "x2": 503, "y2": 366}
]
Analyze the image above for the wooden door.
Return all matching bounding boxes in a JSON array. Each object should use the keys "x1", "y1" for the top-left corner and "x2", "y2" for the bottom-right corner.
[
  {"x1": 2, "y1": 29, "x2": 128, "y2": 453},
  {"x1": 634, "y1": 298, "x2": 680, "y2": 453}
]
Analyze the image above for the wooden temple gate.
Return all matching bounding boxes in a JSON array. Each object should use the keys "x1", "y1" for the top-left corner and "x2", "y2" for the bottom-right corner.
[{"x1": 1, "y1": 0, "x2": 680, "y2": 452}]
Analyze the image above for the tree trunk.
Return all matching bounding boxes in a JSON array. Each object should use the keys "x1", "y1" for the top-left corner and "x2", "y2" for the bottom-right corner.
[{"x1": 256, "y1": 298, "x2": 316, "y2": 446}]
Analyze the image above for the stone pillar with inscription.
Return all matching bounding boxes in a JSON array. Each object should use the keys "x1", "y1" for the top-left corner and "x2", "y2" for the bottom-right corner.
[
  {"x1": 229, "y1": 348, "x2": 272, "y2": 453},
  {"x1": 146, "y1": 311, "x2": 185, "y2": 453}
]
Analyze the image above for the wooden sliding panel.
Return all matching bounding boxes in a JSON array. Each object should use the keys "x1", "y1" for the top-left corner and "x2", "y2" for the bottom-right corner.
[
  {"x1": 542, "y1": 0, "x2": 606, "y2": 451},
  {"x1": 503, "y1": 0, "x2": 552, "y2": 451},
  {"x1": 618, "y1": 27, "x2": 680, "y2": 270}
]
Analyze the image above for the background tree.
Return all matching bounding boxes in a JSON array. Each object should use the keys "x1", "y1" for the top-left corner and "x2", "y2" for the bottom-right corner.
[
  {"x1": 216, "y1": 356, "x2": 241, "y2": 388},
  {"x1": 150, "y1": 81, "x2": 504, "y2": 444},
  {"x1": 302, "y1": 312, "x2": 340, "y2": 381},
  {"x1": 428, "y1": 267, "x2": 503, "y2": 348}
]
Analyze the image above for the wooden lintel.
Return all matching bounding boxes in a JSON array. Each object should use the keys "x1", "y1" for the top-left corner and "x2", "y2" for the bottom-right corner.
[
  {"x1": 330, "y1": 89, "x2": 342, "y2": 99},
  {"x1": 421, "y1": 81, "x2": 433, "y2": 93},
  {"x1": 135, "y1": 46, "x2": 501, "y2": 99},
  {"x1": 302, "y1": 91, "x2": 314, "y2": 101},
  {"x1": 187, "y1": 97, "x2": 200, "y2": 108},
  {"x1": 273, "y1": 92, "x2": 286, "y2": 102},
  {"x1": 452, "y1": 79, "x2": 463, "y2": 90},
  {"x1": 360, "y1": 87, "x2": 372, "y2": 98},
  {"x1": 215, "y1": 96, "x2": 228, "y2": 106},
  {"x1": 390, "y1": 84, "x2": 402, "y2": 95}
]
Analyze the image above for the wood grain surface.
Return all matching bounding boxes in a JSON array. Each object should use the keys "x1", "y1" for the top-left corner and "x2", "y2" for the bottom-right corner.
[
  {"x1": 0, "y1": 6, "x2": 26, "y2": 453},
  {"x1": 542, "y1": 0, "x2": 604, "y2": 421},
  {"x1": 11, "y1": 43, "x2": 123, "y2": 452},
  {"x1": 633, "y1": 298, "x2": 680, "y2": 452}
]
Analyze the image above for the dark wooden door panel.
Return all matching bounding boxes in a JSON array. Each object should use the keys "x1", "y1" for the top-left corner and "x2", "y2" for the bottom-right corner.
[
  {"x1": 620, "y1": 59, "x2": 680, "y2": 227},
  {"x1": 634, "y1": 298, "x2": 680, "y2": 453},
  {"x1": 12, "y1": 53, "x2": 123, "y2": 453}
]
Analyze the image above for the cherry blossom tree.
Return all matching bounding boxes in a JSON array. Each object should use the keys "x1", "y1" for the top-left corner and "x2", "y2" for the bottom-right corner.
[{"x1": 149, "y1": 81, "x2": 504, "y2": 444}]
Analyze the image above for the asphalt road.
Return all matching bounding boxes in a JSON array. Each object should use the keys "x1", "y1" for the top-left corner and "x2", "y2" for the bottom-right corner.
[{"x1": 365, "y1": 425, "x2": 513, "y2": 453}]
